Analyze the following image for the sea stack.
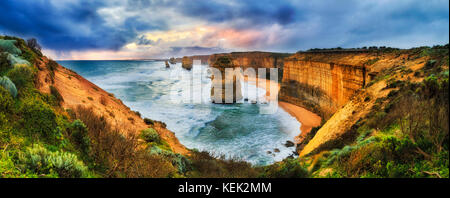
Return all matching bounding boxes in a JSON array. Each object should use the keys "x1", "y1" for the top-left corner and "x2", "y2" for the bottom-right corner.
[
  {"x1": 181, "y1": 56, "x2": 193, "y2": 70},
  {"x1": 169, "y1": 57, "x2": 176, "y2": 64},
  {"x1": 210, "y1": 56, "x2": 243, "y2": 104},
  {"x1": 165, "y1": 60, "x2": 170, "y2": 68}
]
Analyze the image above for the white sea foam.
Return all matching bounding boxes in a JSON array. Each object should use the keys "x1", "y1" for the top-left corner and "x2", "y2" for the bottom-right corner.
[{"x1": 60, "y1": 60, "x2": 303, "y2": 165}]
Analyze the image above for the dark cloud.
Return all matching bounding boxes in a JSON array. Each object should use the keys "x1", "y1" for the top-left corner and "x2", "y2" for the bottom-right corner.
[
  {"x1": 136, "y1": 35, "x2": 161, "y2": 45},
  {"x1": 0, "y1": 0, "x2": 448, "y2": 54},
  {"x1": 171, "y1": 0, "x2": 299, "y2": 28},
  {"x1": 0, "y1": 0, "x2": 163, "y2": 51}
]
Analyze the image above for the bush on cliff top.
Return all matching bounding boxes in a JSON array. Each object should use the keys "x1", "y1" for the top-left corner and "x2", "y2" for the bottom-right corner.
[
  {"x1": 18, "y1": 144, "x2": 89, "y2": 178},
  {"x1": 0, "y1": 52, "x2": 12, "y2": 74},
  {"x1": 0, "y1": 76, "x2": 17, "y2": 98},
  {"x1": 6, "y1": 64, "x2": 35, "y2": 90},
  {"x1": 1, "y1": 36, "x2": 39, "y2": 64},
  {"x1": 19, "y1": 98, "x2": 59, "y2": 142},
  {"x1": 68, "y1": 120, "x2": 91, "y2": 157},
  {"x1": 0, "y1": 39, "x2": 22, "y2": 55},
  {"x1": 140, "y1": 128, "x2": 160, "y2": 143},
  {"x1": 260, "y1": 158, "x2": 309, "y2": 178},
  {"x1": 186, "y1": 151, "x2": 260, "y2": 178},
  {"x1": 0, "y1": 86, "x2": 14, "y2": 112}
]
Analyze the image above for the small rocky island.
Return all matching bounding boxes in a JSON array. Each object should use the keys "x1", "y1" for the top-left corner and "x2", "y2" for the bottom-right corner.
[
  {"x1": 165, "y1": 60, "x2": 170, "y2": 68},
  {"x1": 181, "y1": 56, "x2": 193, "y2": 70},
  {"x1": 169, "y1": 57, "x2": 176, "y2": 64}
]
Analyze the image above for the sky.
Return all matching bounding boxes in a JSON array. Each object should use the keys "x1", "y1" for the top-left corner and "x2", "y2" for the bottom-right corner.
[{"x1": 0, "y1": 0, "x2": 449, "y2": 60}]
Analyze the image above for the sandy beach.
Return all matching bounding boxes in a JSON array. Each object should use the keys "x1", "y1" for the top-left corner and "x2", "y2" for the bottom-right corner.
[{"x1": 244, "y1": 76, "x2": 322, "y2": 143}]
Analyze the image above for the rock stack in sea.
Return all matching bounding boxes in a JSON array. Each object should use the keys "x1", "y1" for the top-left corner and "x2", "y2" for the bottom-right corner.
[
  {"x1": 210, "y1": 56, "x2": 243, "y2": 104},
  {"x1": 165, "y1": 60, "x2": 170, "y2": 68},
  {"x1": 169, "y1": 57, "x2": 176, "y2": 64},
  {"x1": 181, "y1": 56, "x2": 193, "y2": 70}
]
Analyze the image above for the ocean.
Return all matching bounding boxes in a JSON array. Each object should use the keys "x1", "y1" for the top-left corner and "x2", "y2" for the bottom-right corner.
[{"x1": 58, "y1": 60, "x2": 301, "y2": 165}]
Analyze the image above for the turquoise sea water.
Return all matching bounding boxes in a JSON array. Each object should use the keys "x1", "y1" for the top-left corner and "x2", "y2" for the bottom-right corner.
[{"x1": 58, "y1": 60, "x2": 301, "y2": 165}]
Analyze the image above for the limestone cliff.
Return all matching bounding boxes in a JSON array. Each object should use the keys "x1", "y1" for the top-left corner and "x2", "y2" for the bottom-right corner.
[
  {"x1": 288, "y1": 50, "x2": 435, "y2": 156},
  {"x1": 280, "y1": 52, "x2": 374, "y2": 119},
  {"x1": 209, "y1": 52, "x2": 290, "y2": 80},
  {"x1": 188, "y1": 55, "x2": 210, "y2": 65},
  {"x1": 210, "y1": 56, "x2": 243, "y2": 103}
]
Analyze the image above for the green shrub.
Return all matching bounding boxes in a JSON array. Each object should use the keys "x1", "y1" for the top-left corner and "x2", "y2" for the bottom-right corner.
[
  {"x1": 69, "y1": 120, "x2": 91, "y2": 156},
  {"x1": 0, "y1": 76, "x2": 17, "y2": 98},
  {"x1": 0, "y1": 36, "x2": 38, "y2": 64},
  {"x1": 19, "y1": 98, "x2": 58, "y2": 141},
  {"x1": 365, "y1": 58, "x2": 380, "y2": 66},
  {"x1": 425, "y1": 60, "x2": 437, "y2": 69},
  {"x1": 0, "y1": 39, "x2": 21, "y2": 55},
  {"x1": 149, "y1": 146, "x2": 191, "y2": 174},
  {"x1": 18, "y1": 144, "x2": 88, "y2": 178},
  {"x1": 187, "y1": 151, "x2": 259, "y2": 178},
  {"x1": 0, "y1": 52, "x2": 12, "y2": 74},
  {"x1": 140, "y1": 128, "x2": 160, "y2": 143},
  {"x1": 1, "y1": 153, "x2": 25, "y2": 178},
  {"x1": 6, "y1": 64, "x2": 34, "y2": 90},
  {"x1": 7, "y1": 54, "x2": 30, "y2": 67},
  {"x1": 0, "y1": 86, "x2": 13, "y2": 112},
  {"x1": 261, "y1": 158, "x2": 309, "y2": 178}
]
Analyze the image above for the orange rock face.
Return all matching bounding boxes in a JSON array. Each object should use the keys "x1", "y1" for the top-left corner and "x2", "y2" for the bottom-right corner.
[
  {"x1": 181, "y1": 56, "x2": 193, "y2": 70},
  {"x1": 208, "y1": 52, "x2": 290, "y2": 79},
  {"x1": 188, "y1": 55, "x2": 210, "y2": 65},
  {"x1": 210, "y1": 56, "x2": 243, "y2": 103},
  {"x1": 280, "y1": 57, "x2": 367, "y2": 119}
]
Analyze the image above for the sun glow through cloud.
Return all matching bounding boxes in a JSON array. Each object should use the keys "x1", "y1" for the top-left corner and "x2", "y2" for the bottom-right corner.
[{"x1": 1, "y1": 0, "x2": 448, "y2": 60}]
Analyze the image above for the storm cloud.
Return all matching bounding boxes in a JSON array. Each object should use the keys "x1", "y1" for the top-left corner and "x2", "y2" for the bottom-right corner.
[{"x1": 0, "y1": 0, "x2": 448, "y2": 59}]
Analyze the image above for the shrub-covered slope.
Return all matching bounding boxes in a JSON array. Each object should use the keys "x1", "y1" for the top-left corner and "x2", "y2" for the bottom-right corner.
[
  {"x1": 0, "y1": 36, "x2": 260, "y2": 178},
  {"x1": 281, "y1": 45, "x2": 449, "y2": 178}
]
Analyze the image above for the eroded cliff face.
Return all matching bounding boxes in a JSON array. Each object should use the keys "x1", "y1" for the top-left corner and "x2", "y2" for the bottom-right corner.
[
  {"x1": 280, "y1": 55, "x2": 369, "y2": 119},
  {"x1": 209, "y1": 52, "x2": 290, "y2": 80},
  {"x1": 288, "y1": 51, "x2": 432, "y2": 156},
  {"x1": 181, "y1": 56, "x2": 193, "y2": 70},
  {"x1": 210, "y1": 56, "x2": 243, "y2": 103},
  {"x1": 188, "y1": 55, "x2": 210, "y2": 65}
]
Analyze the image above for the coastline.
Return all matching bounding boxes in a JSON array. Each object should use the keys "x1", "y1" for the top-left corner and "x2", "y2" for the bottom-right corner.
[{"x1": 244, "y1": 76, "x2": 322, "y2": 143}]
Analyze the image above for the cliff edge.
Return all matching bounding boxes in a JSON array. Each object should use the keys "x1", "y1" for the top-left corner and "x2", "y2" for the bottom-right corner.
[{"x1": 35, "y1": 56, "x2": 188, "y2": 155}]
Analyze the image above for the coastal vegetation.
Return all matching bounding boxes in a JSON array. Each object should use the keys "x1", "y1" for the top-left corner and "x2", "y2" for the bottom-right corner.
[
  {"x1": 293, "y1": 45, "x2": 449, "y2": 178},
  {"x1": 0, "y1": 35, "x2": 448, "y2": 178}
]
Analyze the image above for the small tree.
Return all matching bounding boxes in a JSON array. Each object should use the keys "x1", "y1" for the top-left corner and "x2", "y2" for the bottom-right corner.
[{"x1": 26, "y1": 38, "x2": 42, "y2": 55}]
